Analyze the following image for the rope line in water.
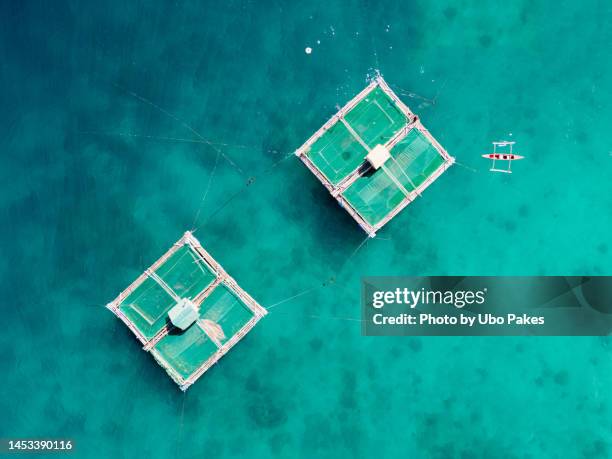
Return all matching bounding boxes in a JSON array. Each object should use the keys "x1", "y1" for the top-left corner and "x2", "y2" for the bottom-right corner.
[
  {"x1": 338, "y1": 235, "x2": 370, "y2": 273},
  {"x1": 261, "y1": 232, "x2": 371, "y2": 314},
  {"x1": 191, "y1": 148, "x2": 221, "y2": 230},
  {"x1": 106, "y1": 84, "x2": 297, "y2": 231},
  {"x1": 113, "y1": 83, "x2": 245, "y2": 176},
  {"x1": 191, "y1": 183, "x2": 251, "y2": 234},
  {"x1": 432, "y1": 78, "x2": 448, "y2": 105},
  {"x1": 262, "y1": 275, "x2": 336, "y2": 311},
  {"x1": 371, "y1": 39, "x2": 380, "y2": 72},
  {"x1": 254, "y1": 233, "x2": 367, "y2": 311},
  {"x1": 80, "y1": 129, "x2": 283, "y2": 154},
  {"x1": 191, "y1": 151, "x2": 294, "y2": 234},
  {"x1": 390, "y1": 77, "x2": 449, "y2": 107},
  {"x1": 454, "y1": 161, "x2": 479, "y2": 173},
  {"x1": 266, "y1": 287, "x2": 319, "y2": 310},
  {"x1": 268, "y1": 311, "x2": 364, "y2": 323},
  {"x1": 390, "y1": 84, "x2": 436, "y2": 105},
  {"x1": 176, "y1": 391, "x2": 187, "y2": 459},
  {"x1": 82, "y1": 130, "x2": 293, "y2": 230},
  {"x1": 105, "y1": 80, "x2": 446, "y2": 328}
]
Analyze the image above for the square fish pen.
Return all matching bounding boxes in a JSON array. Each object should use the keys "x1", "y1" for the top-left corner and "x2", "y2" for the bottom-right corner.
[
  {"x1": 106, "y1": 232, "x2": 267, "y2": 391},
  {"x1": 295, "y1": 76, "x2": 454, "y2": 237}
]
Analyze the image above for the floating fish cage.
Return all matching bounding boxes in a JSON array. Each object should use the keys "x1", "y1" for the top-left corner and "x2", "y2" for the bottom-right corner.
[
  {"x1": 106, "y1": 232, "x2": 267, "y2": 391},
  {"x1": 296, "y1": 76, "x2": 454, "y2": 237}
]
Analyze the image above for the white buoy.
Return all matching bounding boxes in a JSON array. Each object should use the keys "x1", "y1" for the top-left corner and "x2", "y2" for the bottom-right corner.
[{"x1": 305, "y1": 47, "x2": 312, "y2": 54}]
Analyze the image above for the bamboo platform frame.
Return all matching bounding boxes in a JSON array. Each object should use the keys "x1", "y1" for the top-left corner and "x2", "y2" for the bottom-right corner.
[
  {"x1": 106, "y1": 231, "x2": 267, "y2": 391},
  {"x1": 295, "y1": 76, "x2": 455, "y2": 237}
]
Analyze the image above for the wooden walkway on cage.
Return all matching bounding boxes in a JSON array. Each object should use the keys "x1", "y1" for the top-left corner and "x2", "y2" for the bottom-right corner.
[
  {"x1": 295, "y1": 76, "x2": 454, "y2": 237},
  {"x1": 107, "y1": 231, "x2": 267, "y2": 391}
]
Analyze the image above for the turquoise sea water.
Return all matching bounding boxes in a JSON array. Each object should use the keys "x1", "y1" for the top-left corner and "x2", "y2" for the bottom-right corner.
[{"x1": 1, "y1": 1, "x2": 611, "y2": 458}]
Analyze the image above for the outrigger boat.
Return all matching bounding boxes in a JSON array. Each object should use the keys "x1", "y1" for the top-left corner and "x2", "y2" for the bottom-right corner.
[{"x1": 482, "y1": 141, "x2": 524, "y2": 173}]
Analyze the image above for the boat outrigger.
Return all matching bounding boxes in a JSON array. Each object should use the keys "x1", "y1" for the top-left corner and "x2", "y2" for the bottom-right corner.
[{"x1": 482, "y1": 141, "x2": 524, "y2": 173}]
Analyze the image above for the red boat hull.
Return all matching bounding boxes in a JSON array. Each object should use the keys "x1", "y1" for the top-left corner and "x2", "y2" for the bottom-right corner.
[{"x1": 482, "y1": 153, "x2": 524, "y2": 161}]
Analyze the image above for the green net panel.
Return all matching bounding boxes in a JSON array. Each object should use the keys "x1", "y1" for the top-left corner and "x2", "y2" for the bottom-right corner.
[
  {"x1": 110, "y1": 233, "x2": 266, "y2": 389},
  {"x1": 342, "y1": 168, "x2": 406, "y2": 226},
  {"x1": 381, "y1": 159, "x2": 417, "y2": 194},
  {"x1": 155, "y1": 245, "x2": 216, "y2": 300},
  {"x1": 305, "y1": 86, "x2": 410, "y2": 186},
  {"x1": 119, "y1": 276, "x2": 175, "y2": 339},
  {"x1": 297, "y1": 78, "x2": 452, "y2": 235},
  {"x1": 306, "y1": 121, "x2": 367, "y2": 185},
  {"x1": 199, "y1": 285, "x2": 254, "y2": 345},
  {"x1": 118, "y1": 244, "x2": 217, "y2": 340},
  {"x1": 344, "y1": 87, "x2": 407, "y2": 148},
  {"x1": 342, "y1": 129, "x2": 446, "y2": 227},
  {"x1": 390, "y1": 129, "x2": 445, "y2": 189},
  {"x1": 152, "y1": 283, "x2": 254, "y2": 379},
  {"x1": 153, "y1": 325, "x2": 218, "y2": 379}
]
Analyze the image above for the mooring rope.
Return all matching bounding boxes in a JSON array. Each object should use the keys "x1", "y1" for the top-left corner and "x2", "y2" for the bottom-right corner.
[
  {"x1": 262, "y1": 229, "x2": 372, "y2": 314},
  {"x1": 390, "y1": 84, "x2": 436, "y2": 105},
  {"x1": 265, "y1": 287, "x2": 320, "y2": 310},
  {"x1": 191, "y1": 151, "x2": 294, "y2": 234},
  {"x1": 80, "y1": 129, "x2": 283, "y2": 154},
  {"x1": 190, "y1": 182, "x2": 251, "y2": 234},
  {"x1": 113, "y1": 83, "x2": 245, "y2": 176},
  {"x1": 103, "y1": 83, "x2": 301, "y2": 235},
  {"x1": 336, "y1": 235, "x2": 371, "y2": 274},
  {"x1": 265, "y1": 277, "x2": 335, "y2": 310},
  {"x1": 176, "y1": 391, "x2": 187, "y2": 459},
  {"x1": 268, "y1": 310, "x2": 364, "y2": 323},
  {"x1": 432, "y1": 78, "x2": 448, "y2": 105},
  {"x1": 261, "y1": 237, "x2": 361, "y2": 320},
  {"x1": 454, "y1": 161, "x2": 479, "y2": 173},
  {"x1": 371, "y1": 39, "x2": 380, "y2": 73},
  {"x1": 191, "y1": 148, "x2": 221, "y2": 230}
]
